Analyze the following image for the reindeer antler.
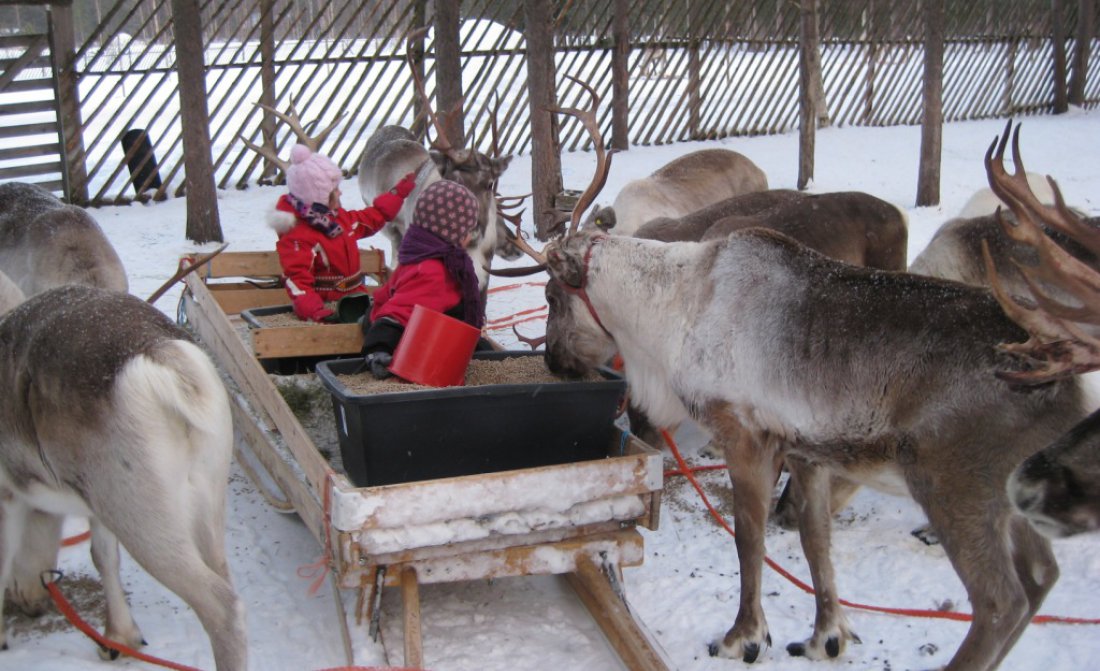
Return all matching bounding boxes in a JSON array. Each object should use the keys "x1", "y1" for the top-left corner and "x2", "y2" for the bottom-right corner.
[
  {"x1": 512, "y1": 324, "x2": 547, "y2": 350},
  {"x1": 549, "y1": 76, "x2": 614, "y2": 235},
  {"x1": 983, "y1": 120, "x2": 1100, "y2": 383},
  {"x1": 405, "y1": 27, "x2": 471, "y2": 166},
  {"x1": 241, "y1": 100, "x2": 345, "y2": 173}
]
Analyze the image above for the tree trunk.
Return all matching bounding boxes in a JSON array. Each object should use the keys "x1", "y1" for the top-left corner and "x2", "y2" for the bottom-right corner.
[
  {"x1": 916, "y1": 0, "x2": 944, "y2": 207},
  {"x1": 434, "y1": 0, "x2": 465, "y2": 147},
  {"x1": 525, "y1": 0, "x2": 563, "y2": 240},
  {"x1": 807, "y1": 0, "x2": 830, "y2": 127},
  {"x1": 1069, "y1": 0, "x2": 1093, "y2": 105},
  {"x1": 258, "y1": 0, "x2": 277, "y2": 184},
  {"x1": 611, "y1": 0, "x2": 630, "y2": 151},
  {"x1": 798, "y1": 0, "x2": 818, "y2": 190},
  {"x1": 1053, "y1": 0, "x2": 1069, "y2": 113},
  {"x1": 171, "y1": 0, "x2": 223, "y2": 243}
]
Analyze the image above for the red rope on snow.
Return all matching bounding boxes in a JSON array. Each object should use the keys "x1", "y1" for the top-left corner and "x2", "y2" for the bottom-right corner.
[{"x1": 659, "y1": 428, "x2": 1100, "y2": 626}]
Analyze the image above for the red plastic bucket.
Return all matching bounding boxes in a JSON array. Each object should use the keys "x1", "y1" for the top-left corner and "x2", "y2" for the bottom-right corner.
[{"x1": 389, "y1": 304, "x2": 481, "y2": 387}]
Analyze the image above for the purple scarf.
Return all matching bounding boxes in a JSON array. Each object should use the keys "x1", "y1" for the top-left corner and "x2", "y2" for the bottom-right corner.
[
  {"x1": 399, "y1": 225, "x2": 484, "y2": 328},
  {"x1": 287, "y1": 194, "x2": 343, "y2": 238}
]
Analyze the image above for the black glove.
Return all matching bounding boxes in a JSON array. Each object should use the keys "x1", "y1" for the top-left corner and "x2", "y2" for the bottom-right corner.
[{"x1": 364, "y1": 351, "x2": 393, "y2": 380}]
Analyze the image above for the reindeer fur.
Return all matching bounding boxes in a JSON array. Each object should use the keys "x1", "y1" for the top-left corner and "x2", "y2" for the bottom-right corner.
[
  {"x1": 0, "y1": 182, "x2": 127, "y2": 296},
  {"x1": 545, "y1": 228, "x2": 1084, "y2": 670},
  {"x1": 0, "y1": 286, "x2": 246, "y2": 670}
]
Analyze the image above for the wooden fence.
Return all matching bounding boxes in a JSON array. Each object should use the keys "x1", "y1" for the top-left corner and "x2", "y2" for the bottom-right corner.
[{"x1": 1, "y1": 0, "x2": 1097, "y2": 208}]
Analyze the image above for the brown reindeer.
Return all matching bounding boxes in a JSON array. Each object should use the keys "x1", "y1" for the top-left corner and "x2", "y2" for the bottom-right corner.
[
  {"x1": 972, "y1": 122, "x2": 1100, "y2": 539},
  {"x1": 0, "y1": 284, "x2": 246, "y2": 670},
  {"x1": 588, "y1": 148, "x2": 769, "y2": 237},
  {"x1": 527, "y1": 101, "x2": 1083, "y2": 669}
]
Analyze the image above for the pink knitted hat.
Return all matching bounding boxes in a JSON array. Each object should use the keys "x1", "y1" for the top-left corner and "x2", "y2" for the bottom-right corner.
[
  {"x1": 412, "y1": 180, "x2": 480, "y2": 246},
  {"x1": 285, "y1": 144, "x2": 343, "y2": 206}
]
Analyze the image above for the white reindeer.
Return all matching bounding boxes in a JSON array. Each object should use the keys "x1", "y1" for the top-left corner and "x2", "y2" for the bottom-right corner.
[
  {"x1": 527, "y1": 112, "x2": 1083, "y2": 670},
  {"x1": 0, "y1": 182, "x2": 128, "y2": 296},
  {"x1": 0, "y1": 284, "x2": 246, "y2": 670}
]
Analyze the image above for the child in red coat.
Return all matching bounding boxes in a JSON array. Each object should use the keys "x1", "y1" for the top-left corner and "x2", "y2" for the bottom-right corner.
[
  {"x1": 269, "y1": 144, "x2": 415, "y2": 322},
  {"x1": 361, "y1": 179, "x2": 485, "y2": 378}
]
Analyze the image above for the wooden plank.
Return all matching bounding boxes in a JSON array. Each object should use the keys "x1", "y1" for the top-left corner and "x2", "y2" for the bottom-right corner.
[
  {"x1": 567, "y1": 553, "x2": 672, "y2": 671},
  {"x1": 377, "y1": 530, "x2": 645, "y2": 588},
  {"x1": 0, "y1": 34, "x2": 46, "y2": 92},
  {"x1": 0, "y1": 122, "x2": 60, "y2": 139},
  {"x1": 0, "y1": 162, "x2": 61, "y2": 180},
  {"x1": 206, "y1": 249, "x2": 387, "y2": 281},
  {"x1": 0, "y1": 143, "x2": 60, "y2": 163},
  {"x1": 250, "y1": 323, "x2": 363, "y2": 358},
  {"x1": 400, "y1": 567, "x2": 424, "y2": 670},
  {"x1": 211, "y1": 287, "x2": 291, "y2": 315},
  {"x1": 0, "y1": 99, "x2": 56, "y2": 116}
]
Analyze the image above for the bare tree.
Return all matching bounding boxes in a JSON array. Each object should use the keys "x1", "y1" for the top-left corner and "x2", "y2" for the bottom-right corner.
[{"x1": 917, "y1": 0, "x2": 945, "y2": 207}]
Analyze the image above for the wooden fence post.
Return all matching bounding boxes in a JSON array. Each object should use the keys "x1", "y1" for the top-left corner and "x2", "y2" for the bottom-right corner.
[
  {"x1": 259, "y1": 0, "x2": 277, "y2": 183},
  {"x1": 525, "y1": 0, "x2": 563, "y2": 241},
  {"x1": 916, "y1": 0, "x2": 944, "y2": 207},
  {"x1": 171, "y1": 0, "x2": 223, "y2": 243},
  {"x1": 1069, "y1": 0, "x2": 1093, "y2": 105},
  {"x1": 611, "y1": 0, "x2": 630, "y2": 151},
  {"x1": 47, "y1": 3, "x2": 89, "y2": 205},
  {"x1": 797, "y1": 0, "x2": 819, "y2": 190},
  {"x1": 1053, "y1": 0, "x2": 1069, "y2": 113},
  {"x1": 435, "y1": 0, "x2": 465, "y2": 147},
  {"x1": 410, "y1": 1, "x2": 428, "y2": 140}
]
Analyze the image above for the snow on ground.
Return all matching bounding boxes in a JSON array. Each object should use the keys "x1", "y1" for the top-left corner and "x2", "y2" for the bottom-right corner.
[{"x1": 3, "y1": 110, "x2": 1100, "y2": 671}]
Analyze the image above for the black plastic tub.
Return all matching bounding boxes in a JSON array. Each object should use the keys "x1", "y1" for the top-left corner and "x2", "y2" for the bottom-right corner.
[{"x1": 315, "y1": 351, "x2": 626, "y2": 488}]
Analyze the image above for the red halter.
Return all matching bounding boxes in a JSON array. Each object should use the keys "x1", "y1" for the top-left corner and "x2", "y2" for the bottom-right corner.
[{"x1": 558, "y1": 235, "x2": 614, "y2": 339}]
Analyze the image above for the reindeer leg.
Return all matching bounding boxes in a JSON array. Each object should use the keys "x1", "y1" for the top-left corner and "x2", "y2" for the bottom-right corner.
[
  {"x1": 0, "y1": 495, "x2": 32, "y2": 651},
  {"x1": 89, "y1": 519, "x2": 145, "y2": 658},
  {"x1": 916, "y1": 492, "x2": 1031, "y2": 671},
  {"x1": 8, "y1": 509, "x2": 62, "y2": 617},
  {"x1": 985, "y1": 516, "x2": 1058, "y2": 670},
  {"x1": 784, "y1": 457, "x2": 859, "y2": 660},
  {"x1": 708, "y1": 421, "x2": 777, "y2": 663}
]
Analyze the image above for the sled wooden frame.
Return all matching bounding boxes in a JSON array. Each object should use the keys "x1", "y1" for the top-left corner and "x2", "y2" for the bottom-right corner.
[
  {"x1": 200, "y1": 248, "x2": 388, "y2": 359},
  {"x1": 180, "y1": 250, "x2": 671, "y2": 670}
]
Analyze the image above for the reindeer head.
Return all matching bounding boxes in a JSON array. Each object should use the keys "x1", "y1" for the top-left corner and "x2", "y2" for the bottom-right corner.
[{"x1": 543, "y1": 230, "x2": 618, "y2": 377}]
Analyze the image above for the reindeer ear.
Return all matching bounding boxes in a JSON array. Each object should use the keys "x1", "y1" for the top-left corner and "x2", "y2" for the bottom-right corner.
[{"x1": 490, "y1": 155, "x2": 513, "y2": 177}]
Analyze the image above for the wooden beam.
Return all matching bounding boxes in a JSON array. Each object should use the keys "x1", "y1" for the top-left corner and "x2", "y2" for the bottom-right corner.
[
  {"x1": 568, "y1": 554, "x2": 671, "y2": 671},
  {"x1": 250, "y1": 323, "x2": 363, "y2": 359},
  {"x1": 524, "y1": 0, "x2": 563, "y2": 241},
  {"x1": 400, "y1": 567, "x2": 424, "y2": 669},
  {"x1": 47, "y1": 4, "x2": 88, "y2": 204}
]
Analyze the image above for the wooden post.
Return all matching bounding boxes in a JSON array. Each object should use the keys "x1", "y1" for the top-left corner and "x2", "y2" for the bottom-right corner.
[
  {"x1": 434, "y1": 0, "x2": 465, "y2": 147},
  {"x1": 47, "y1": 3, "x2": 89, "y2": 204},
  {"x1": 688, "y1": 5, "x2": 702, "y2": 140},
  {"x1": 611, "y1": 0, "x2": 630, "y2": 151},
  {"x1": 916, "y1": 0, "x2": 944, "y2": 207},
  {"x1": 171, "y1": 0, "x2": 224, "y2": 243},
  {"x1": 525, "y1": 0, "x2": 563, "y2": 241},
  {"x1": 1069, "y1": 0, "x2": 1093, "y2": 106},
  {"x1": 400, "y1": 567, "x2": 424, "y2": 669},
  {"x1": 1053, "y1": 0, "x2": 1069, "y2": 113},
  {"x1": 797, "y1": 0, "x2": 818, "y2": 190},
  {"x1": 259, "y1": 0, "x2": 277, "y2": 183},
  {"x1": 410, "y1": 0, "x2": 428, "y2": 140}
]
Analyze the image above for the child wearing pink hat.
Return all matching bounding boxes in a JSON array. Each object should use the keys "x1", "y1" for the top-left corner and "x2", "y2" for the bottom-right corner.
[
  {"x1": 268, "y1": 144, "x2": 416, "y2": 322},
  {"x1": 360, "y1": 179, "x2": 486, "y2": 378}
]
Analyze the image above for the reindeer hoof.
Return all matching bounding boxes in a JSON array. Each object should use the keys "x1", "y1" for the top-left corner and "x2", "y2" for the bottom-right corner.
[
  {"x1": 825, "y1": 636, "x2": 841, "y2": 658},
  {"x1": 787, "y1": 642, "x2": 807, "y2": 657},
  {"x1": 911, "y1": 523, "x2": 940, "y2": 545}
]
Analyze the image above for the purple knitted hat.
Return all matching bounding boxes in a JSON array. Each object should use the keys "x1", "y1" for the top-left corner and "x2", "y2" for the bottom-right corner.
[
  {"x1": 285, "y1": 144, "x2": 343, "y2": 206},
  {"x1": 412, "y1": 180, "x2": 480, "y2": 246}
]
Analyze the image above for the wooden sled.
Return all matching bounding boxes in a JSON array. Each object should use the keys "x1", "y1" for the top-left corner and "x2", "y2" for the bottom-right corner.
[{"x1": 179, "y1": 249, "x2": 671, "y2": 670}]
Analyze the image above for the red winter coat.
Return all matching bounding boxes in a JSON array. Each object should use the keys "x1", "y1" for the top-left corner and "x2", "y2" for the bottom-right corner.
[
  {"x1": 270, "y1": 195, "x2": 388, "y2": 320},
  {"x1": 369, "y1": 258, "x2": 463, "y2": 327}
]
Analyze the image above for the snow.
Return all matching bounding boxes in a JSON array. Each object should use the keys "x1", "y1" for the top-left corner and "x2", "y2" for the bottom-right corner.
[{"x1": 4, "y1": 110, "x2": 1100, "y2": 671}]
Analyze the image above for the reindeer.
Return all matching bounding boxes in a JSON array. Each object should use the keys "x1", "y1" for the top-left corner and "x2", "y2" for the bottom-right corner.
[
  {"x1": 0, "y1": 284, "x2": 246, "y2": 670},
  {"x1": 0, "y1": 182, "x2": 128, "y2": 296},
  {"x1": 522, "y1": 97, "x2": 1083, "y2": 669},
  {"x1": 966, "y1": 124, "x2": 1100, "y2": 539},
  {"x1": 357, "y1": 32, "x2": 516, "y2": 291},
  {"x1": 587, "y1": 148, "x2": 769, "y2": 238}
]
